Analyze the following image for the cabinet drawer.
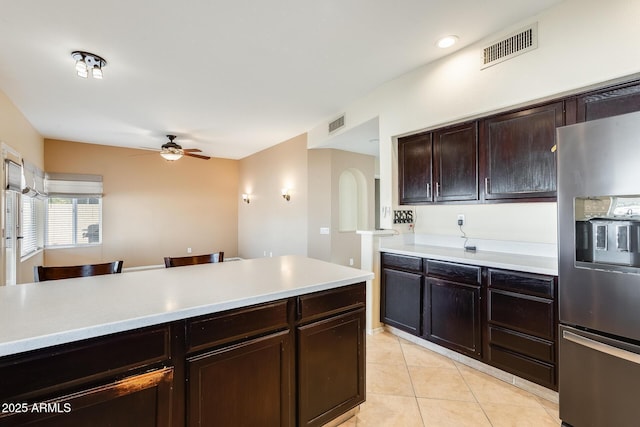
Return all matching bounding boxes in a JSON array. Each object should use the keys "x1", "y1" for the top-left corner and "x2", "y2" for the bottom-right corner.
[
  {"x1": 489, "y1": 326, "x2": 554, "y2": 363},
  {"x1": 426, "y1": 260, "x2": 481, "y2": 284},
  {"x1": 187, "y1": 300, "x2": 289, "y2": 353},
  {"x1": 297, "y1": 282, "x2": 365, "y2": 324},
  {"x1": 488, "y1": 290, "x2": 554, "y2": 340},
  {"x1": 488, "y1": 345, "x2": 556, "y2": 390},
  {"x1": 488, "y1": 269, "x2": 555, "y2": 298},
  {"x1": 0, "y1": 325, "x2": 170, "y2": 400},
  {"x1": 0, "y1": 368, "x2": 174, "y2": 427},
  {"x1": 381, "y1": 253, "x2": 422, "y2": 272}
]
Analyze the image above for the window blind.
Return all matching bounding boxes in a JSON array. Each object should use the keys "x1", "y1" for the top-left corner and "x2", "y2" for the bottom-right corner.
[
  {"x1": 5, "y1": 160, "x2": 21, "y2": 192},
  {"x1": 45, "y1": 173, "x2": 103, "y2": 197},
  {"x1": 22, "y1": 160, "x2": 46, "y2": 197},
  {"x1": 47, "y1": 197, "x2": 102, "y2": 246},
  {"x1": 21, "y1": 196, "x2": 44, "y2": 257}
]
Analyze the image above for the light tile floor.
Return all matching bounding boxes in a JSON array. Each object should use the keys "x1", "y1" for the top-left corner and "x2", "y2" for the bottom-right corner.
[{"x1": 338, "y1": 331, "x2": 561, "y2": 426}]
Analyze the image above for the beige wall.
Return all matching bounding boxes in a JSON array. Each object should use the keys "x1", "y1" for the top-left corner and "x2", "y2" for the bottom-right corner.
[
  {"x1": 44, "y1": 139, "x2": 238, "y2": 268},
  {"x1": 0, "y1": 90, "x2": 45, "y2": 284},
  {"x1": 307, "y1": 148, "x2": 376, "y2": 268},
  {"x1": 238, "y1": 134, "x2": 308, "y2": 259},
  {"x1": 308, "y1": 0, "x2": 640, "y2": 244},
  {"x1": 307, "y1": 149, "x2": 332, "y2": 261}
]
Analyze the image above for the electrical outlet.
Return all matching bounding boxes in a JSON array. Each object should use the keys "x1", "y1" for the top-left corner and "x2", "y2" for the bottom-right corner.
[
  {"x1": 187, "y1": 247, "x2": 192, "y2": 254},
  {"x1": 457, "y1": 214, "x2": 465, "y2": 226}
]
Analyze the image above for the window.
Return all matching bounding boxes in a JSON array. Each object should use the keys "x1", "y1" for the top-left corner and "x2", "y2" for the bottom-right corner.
[
  {"x1": 46, "y1": 197, "x2": 102, "y2": 247},
  {"x1": 18, "y1": 159, "x2": 46, "y2": 258},
  {"x1": 20, "y1": 195, "x2": 44, "y2": 257},
  {"x1": 44, "y1": 173, "x2": 103, "y2": 248}
]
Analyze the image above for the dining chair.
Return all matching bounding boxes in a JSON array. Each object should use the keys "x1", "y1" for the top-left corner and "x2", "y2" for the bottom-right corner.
[
  {"x1": 164, "y1": 252, "x2": 224, "y2": 268},
  {"x1": 34, "y1": 260, "x2": 124, "y2": 282}
]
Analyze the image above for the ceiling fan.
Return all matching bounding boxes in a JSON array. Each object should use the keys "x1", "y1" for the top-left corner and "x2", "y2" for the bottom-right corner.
[{"x1": 159, "y1": 135, "x2": 210, "y2": 161}]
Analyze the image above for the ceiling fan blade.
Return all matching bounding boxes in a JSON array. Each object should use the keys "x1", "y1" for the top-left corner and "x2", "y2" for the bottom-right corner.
[
  {"x1": 183, "y1": 148, "x2": 202, "y2": 153},
  {"x1": 184, "y1": 152, "x2": 211, "y2": 160}
]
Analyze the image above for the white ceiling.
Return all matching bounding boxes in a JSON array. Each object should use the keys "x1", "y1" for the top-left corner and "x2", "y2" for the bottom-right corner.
[{"x1": 0, "y1": 0, "x2": 563, "y2": 160}]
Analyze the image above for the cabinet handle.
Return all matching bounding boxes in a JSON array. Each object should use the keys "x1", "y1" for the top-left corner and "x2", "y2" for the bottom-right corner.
[
  {"x1": 426, "y1": 183, "x2": 431, "y2": 199},
  {"x1": 435, "y1": 182, "x2": 440, "y2": 198},
  {"x1": 484, "y1": 177, "x2": 491, "y2": 195},
  {"x1": 563, "y1": 330, "x2": 640, "y2": 365}
]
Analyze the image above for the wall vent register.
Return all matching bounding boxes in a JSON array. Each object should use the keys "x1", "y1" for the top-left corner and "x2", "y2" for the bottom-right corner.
[
  {"x1": 481, "y1": 22, "x2": 538, "y2": 69},
  {"x1": 328, "y1": 114, "x2": 345, "y2": 134}
]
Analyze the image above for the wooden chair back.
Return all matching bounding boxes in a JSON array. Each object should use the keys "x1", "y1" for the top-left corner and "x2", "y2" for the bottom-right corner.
[
  {"x1": 164, "y1": 252, "x2": 224, "y2": 268},
  {"x1": 34, "y1": 261, "x2": 124, "y2": 282}
]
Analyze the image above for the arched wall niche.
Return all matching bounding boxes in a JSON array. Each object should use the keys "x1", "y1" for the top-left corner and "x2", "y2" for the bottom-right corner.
[{"x1": 339, "y1": 168, "x2": 368, "y2": 232}]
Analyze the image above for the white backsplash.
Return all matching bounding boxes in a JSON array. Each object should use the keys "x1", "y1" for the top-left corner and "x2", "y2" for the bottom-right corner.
[{"x1": 380, "y1": 233, "x2": 557, "y2": 259}]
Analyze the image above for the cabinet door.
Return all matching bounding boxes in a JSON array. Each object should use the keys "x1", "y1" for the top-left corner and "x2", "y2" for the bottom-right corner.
[
  {"x1": 398, "y1": 132, "x2": 433, "y2": 204},
  {"x1": 481, "y1": 102, "x2": 563, "y2": 200},
  {"x1": 433, "y1": 122, "x2": 478, "y2": 202},
  {"x1": 298, "y1": 308, "x2": 365, "y2": 427},
  {"x1": 381, "y1": 268, "x2": 423, "y2": 335},
  {"x1": 424, "y1": 277, "x2": 481, "y2": 358},
  {"x1": 575, "y1": 80, "x2": 640, "y2": 122},
  {"x1": 187, "y1": 330, "x2": 292, "y2": 427},
  {"x1": 0, "y1": 368, "x2": 173, "y2": 427}
]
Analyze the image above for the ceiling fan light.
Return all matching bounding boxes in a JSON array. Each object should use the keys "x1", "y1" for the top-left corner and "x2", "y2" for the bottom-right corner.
[{"x1": 160, "y1": 150, "x2": 183, "y2": 161}]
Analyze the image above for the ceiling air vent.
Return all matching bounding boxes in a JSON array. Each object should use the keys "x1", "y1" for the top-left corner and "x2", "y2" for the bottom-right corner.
[
  {"x1": 481, "y1": 23, "x2": 538, "y2": 69},
  {"x1": 328, "y1": 114, "x2": 345, "y2": 134}
]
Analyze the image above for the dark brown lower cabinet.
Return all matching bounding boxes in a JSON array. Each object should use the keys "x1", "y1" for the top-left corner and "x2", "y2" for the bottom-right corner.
[
  {"x1": 380, "y1": 252, "x2": 558, "y2": 390},
  {"x1": 297, "y1": 309, "x2": 365, "y2": 427},
  {"x1": 486, "y1": 269, "x2": 557, "y2": 390},
  {"x1": 187, "y1": 331, "x2": 292, "y2": 427},
  {"x1": 0, "y1": 367, "x2": 173, "y2": 427},
  {"x1": 381, "y1": 268, "x2": 422, "y2": 335},
  {"x1": 0, "y1": 282, "x2": 366, "y2": 427},
  {"x1": 424, "y1": 277, "x2": 481, "y2": 358}
]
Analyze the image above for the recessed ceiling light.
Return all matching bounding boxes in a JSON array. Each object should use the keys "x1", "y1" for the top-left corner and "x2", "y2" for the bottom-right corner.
[{"x1": 437, "y1": 35, "x2": 459, "y2": 49}]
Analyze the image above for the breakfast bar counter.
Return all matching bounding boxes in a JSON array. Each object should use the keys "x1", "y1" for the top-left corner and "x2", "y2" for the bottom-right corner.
[{"x1": 0, "y1": 255, "x2": 372, "y2": 427}]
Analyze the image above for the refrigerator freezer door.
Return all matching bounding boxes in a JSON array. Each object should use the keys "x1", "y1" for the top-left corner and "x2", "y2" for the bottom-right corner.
[{"x1": 559, "y1": 325, "x2": 640, "y2": 427}]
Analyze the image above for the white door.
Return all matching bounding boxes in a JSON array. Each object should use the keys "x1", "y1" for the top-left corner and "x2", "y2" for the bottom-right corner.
[{"x1": 4, "y1": 190, "x2": 18, "y2": 285}]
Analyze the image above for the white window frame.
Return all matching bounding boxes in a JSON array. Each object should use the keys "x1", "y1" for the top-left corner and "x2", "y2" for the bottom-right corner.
[{"x1": 45, "y1": 196, "x2": 103, "y2": 248}]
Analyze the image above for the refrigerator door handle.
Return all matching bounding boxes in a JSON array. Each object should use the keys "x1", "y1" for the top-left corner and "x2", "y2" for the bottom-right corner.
[{"x1": 563, "y1": 330, "x2": 640, "y2": 365}]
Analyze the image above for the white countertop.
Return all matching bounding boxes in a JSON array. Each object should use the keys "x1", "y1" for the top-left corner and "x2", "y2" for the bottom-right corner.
[
  {"x1": 0, "y1": 255, "x2": 373, "y2": 358},
  {"x1": 380, "y1": 242, "x2": 558, "y2": 276}
]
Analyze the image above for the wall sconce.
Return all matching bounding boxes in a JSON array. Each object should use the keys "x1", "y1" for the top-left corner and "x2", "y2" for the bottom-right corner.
[
  {"x1": 71, "y1": 51, "x2": 107, "y2": 79},
  {"x1": 242, "y1": 193, "x2": 250, "y2": 204},
  {"x1": 281, "y1": 188, "x2": 291, "y2": 201}
]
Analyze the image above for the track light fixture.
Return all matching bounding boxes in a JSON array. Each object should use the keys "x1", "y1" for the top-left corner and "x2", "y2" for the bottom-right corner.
[{"x1": 71, "y1": 51, "x2": 107, "y2": 79}]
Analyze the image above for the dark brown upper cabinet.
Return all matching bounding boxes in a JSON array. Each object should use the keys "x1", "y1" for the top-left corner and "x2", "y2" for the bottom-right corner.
[
  {"x1": 433, "y1": 122, "x2": 478, "y2": 202},
  {"x1": 480, "y1": 101, "x2": 563, "y2": 201},
  {"x1": 398, "y1": 122, "x2": 478, "y2": 205},
  {"x1": 573, "y1": 80, "x2": 640, "y2": 123},
  {"x1": 398, "y1": 132, "x2": 433, "y2": 204}
]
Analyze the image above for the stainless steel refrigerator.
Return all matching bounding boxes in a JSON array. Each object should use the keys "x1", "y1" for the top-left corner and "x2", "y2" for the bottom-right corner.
[{"x1": 558, "y1": 111, "x2": 640, "y2": 427}]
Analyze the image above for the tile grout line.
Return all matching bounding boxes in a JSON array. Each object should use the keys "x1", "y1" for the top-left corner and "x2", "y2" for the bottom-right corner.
[
  {"x1": 453, "y1": 361, "x2": 495, "y2": 427},
  {"x1": 398, "y1": 339, "x2": 427, "y2": 427}
]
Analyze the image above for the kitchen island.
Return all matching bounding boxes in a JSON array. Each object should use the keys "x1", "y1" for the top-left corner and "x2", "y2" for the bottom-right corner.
[{"x1": 0, "y1": 255, "x2": 373, "y2": 427}]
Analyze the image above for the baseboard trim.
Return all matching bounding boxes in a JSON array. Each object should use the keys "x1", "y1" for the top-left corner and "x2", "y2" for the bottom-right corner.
[{"x1": 384, "y1": 326, "x2": 559, "y2": 404}]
